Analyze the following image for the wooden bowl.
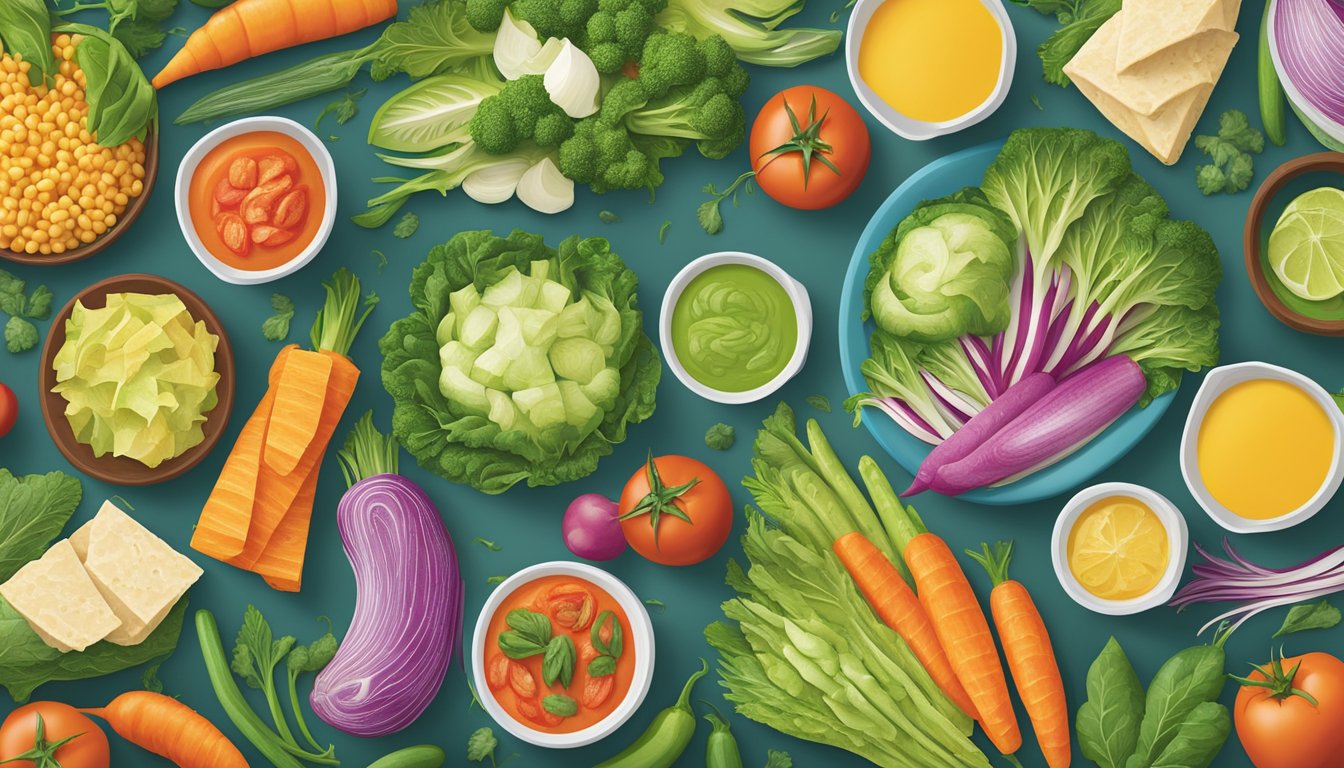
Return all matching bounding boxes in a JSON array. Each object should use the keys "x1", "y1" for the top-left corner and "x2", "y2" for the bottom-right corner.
[
  {"x1": 39, "y1": 274, "x2": 235, "y2": 486},
  {"x1": 0, "y1": 128, "x2": 159, "y2": 266},
  {"x1": 1244, "y1": 151, "x2": 1344, "y2": 336}
]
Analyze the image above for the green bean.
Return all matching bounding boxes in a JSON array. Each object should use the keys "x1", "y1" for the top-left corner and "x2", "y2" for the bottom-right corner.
[
  {"x1": 175, "y1": 49, "x2": 372, "y2": 124},
  {"x1": 1259, "y1": 1, "x2": 1287, "y2": 146}
]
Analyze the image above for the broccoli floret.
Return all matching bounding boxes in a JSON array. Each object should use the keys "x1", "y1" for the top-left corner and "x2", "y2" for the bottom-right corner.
[
  {"x1": 637, "y1": 31, "x2": 708, "y2": 99},
  {"x1": 510, "y1": 0, "x2": 597, "y2": 39},
  {"x1": 559, "y1": 119, "x2": 661, "y2": 192},
  {"x1": 582, "y1": 0, "x2": 666, "y2": 73},
  {"x1": 598, "y1": 78, "x2": 649, "y2": 125},
  {"x1": 470, "y1": 76, "x2": 574, "y2": 154},
  {"x1": 465, "y1": 0, "x2": 508, "y2": 30},
  {"x1": 626, "y1": 78, "x2": 746, "y2": 159}
]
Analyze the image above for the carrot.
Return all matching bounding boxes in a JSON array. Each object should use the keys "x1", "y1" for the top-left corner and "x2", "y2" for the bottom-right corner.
[
  {"x1": 84, "y1": 691, "x2": 248, "y2": 767},
  {"x1": 191, "y1": 344, "x2": 296, "y2": 560},
  {"x1": 263, "y1": 350, "x2": 333, "y2": 476},
  {"x1": 152, "y1": 0, "x2": 398, "y2": 89},
  {"x1": 905, "y1": 531, "x2": 1022, "y2": 757},
  {"x1": 834, "y1": 531, "x2": 979, "y2": 721},
  {"x1": 968, "y1": 542, "x2": 1070, "y2": 768}
]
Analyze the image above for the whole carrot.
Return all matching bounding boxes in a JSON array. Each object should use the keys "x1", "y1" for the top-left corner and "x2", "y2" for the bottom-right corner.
[
  {"x1": 83, "y1": 691, "x2": 248, "y2": 767},
  {"x1": 834, "y1": 531, "x2": 979, "y2": 721},
  {"x1": 905, "y1": 530, "x2": 1022, "y2": 757},
  {"x1": 153, "y1": 0, "x2": 398, "y2": 89},
  {"x1": 968, "y1": 542, "x2": 1070, "y2": 768}
]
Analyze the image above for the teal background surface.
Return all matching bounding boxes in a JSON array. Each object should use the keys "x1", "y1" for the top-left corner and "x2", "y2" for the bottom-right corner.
[{"x1": 2, "y1": 1, "x2": 1341, "y2": 766}]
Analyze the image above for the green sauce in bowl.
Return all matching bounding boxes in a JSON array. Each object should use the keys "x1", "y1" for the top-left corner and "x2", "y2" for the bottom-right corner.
[{"x1": 669, "y1": 263, "x2": 798, "y2": 393}]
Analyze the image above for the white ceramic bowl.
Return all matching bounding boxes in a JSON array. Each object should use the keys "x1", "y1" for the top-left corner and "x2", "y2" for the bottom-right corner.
[
  {"x1": 174, "y1": 116, "x2": 337, "y2": 285},
  {"x1": 845, "y1": 0, "x2": 1016, "y2": 140},
  {"x1": 470, "y1": 561, "x2": 655, "y2": 749},
  {"x1": 659, "y1": 252, "x2": 812, "y2": 405},
  {"x1": 1052, "y1": 482, "x2": 1189, "y2": 616},
  {"x1": 1179, "y1": 361, "x2": 1344, "y2": 534}
]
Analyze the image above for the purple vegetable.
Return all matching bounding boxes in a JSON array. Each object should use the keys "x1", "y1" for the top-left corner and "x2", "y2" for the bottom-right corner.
[
  {"x1": 929, "y1": 356, "x2": 1145, "y2": 496},
  {"x1": 1274, "y1": 0, "x2": 1344, "y2": 138},
  {"x1": 1171, "y1": 538, "x2": 1344, "y2": 635},
  {"x1": 312, "y1": 414, "x2": 463, "y2": 737},
  {"x1": 563, "y1": 494, "x2": 627, "y2": 561},
  {"x1": 904, "y1": 372, "x2": 1056, "y2": 496}
]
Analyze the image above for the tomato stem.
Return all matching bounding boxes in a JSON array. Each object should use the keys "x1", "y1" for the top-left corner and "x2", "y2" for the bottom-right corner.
[
  {"x1": 618, "y1": 453, "x2": 698, "y2": 546},
  {"x1": 1231, "y1": 648, "x2": 1320, "y2": 707},
  {"x1": 756, "y1": 94, "x2": 842, "y2": 188},
  {"x1": 0, "y1": 714, "x2": 86, "y2": 768}
]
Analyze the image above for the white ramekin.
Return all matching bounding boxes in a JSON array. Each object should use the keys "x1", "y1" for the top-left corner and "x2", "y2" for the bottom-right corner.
[
  {"x1": 1179, "y1": 361, "x2": 1344, "y2": 534},
  {"x1": 470, "y1": 561, "x2": 655, "y2": 749},
  {"x1": 1052, "y1": 482, "x2": 1189, "y2": 616},
  {"x1": 659, "y1": 251, "x2": 812, "y2": 405},
  {"x1": 845, "y1": 0, "x2": 1016, "y2": 141},
  {"x1": 174, "y1": 116, "x2": 337, "y2": 285}
]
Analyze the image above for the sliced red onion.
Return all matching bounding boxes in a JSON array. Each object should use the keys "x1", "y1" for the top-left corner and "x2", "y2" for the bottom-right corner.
[
  {"x1": 311, "y1": 474, "x2": 463, "y2": 737},
  {"x1": 1275, "y1": 0, "x2": 1344, "y2": 126}
]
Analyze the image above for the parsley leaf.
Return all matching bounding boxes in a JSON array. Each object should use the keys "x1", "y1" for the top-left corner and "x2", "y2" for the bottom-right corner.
[
  {"x1": 467, "y1": 726, "x2": 498, "y2": 763},
  {"x1": 1194, "y1": 110, "x2": 1263, "y2": 196},
  {"x1": 705, "y1": 423, "x2": 735, "y2": 451},
  {"x1": 4, "y1": 316, "x2": 38, "y2": 353},
  {"x1": 142, "y1": 662, "x2": 163, "y2": 693},
  {"x1": 393, "y1": 211, "x2": 420, "y2": 239},
  {"x1": 0, "y1": 269, "x2": 26, "y2": 317},
  {"x1": 764, "y1": 750, "x2": 793, "y2": 768},
  {"x1": 113, "y1": 17, "x2": 168, "y2": 58},
  {"x1": 262, "y1": 294, "x2": 295, "y2": 342},
  {"x1": 24, "y1": 285, "x2": 52, "y2": 320},
  {"x1": 806, "y1": 394, "x2": 832, "y2": 413},
  {"x1": 315, "y1": 89, "x2": 365, "y2": 129}
]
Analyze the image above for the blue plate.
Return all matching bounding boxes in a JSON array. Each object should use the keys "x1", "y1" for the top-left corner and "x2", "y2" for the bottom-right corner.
[{"x1": 838, "y1": 141, "x2": 1176, "y2": 506}]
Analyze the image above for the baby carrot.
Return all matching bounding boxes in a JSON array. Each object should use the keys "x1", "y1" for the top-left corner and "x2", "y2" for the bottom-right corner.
[
  {"x1": 83, "y1": 691, "x2": 248, "y2": 767},
  {"x1": 968, "y1": 542, "x2": 1070, "y2": 768}
]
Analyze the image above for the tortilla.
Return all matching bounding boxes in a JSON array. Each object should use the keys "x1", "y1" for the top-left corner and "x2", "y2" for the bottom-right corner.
[{"x1": 1115, "y1": 0, "x2": 1238, "y2": 72}]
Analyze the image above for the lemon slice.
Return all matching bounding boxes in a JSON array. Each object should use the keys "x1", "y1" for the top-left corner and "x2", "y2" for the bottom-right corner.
[
  {"x1": 1268, "y1": 209, "x2": 1344, "y2": 301},
  {"x1": 1276, "y1": 186, "x2": 1344, "y2": 227},
  {"x1": 1068, "y1": 498, "x2": 1170, "y2": 601}
]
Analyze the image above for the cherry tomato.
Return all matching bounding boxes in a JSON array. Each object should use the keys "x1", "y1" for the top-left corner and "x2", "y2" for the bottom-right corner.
[
  {"x1": 0, "y1": 382, "x2": 15, "y2": 438},
  {"x1": 509, "y1": 663, "x2": 538, "y2": 699},
  {"x1": 486, "y1": 653, "x2": 510, "y2": 691},
  {"x1": 545, "y1": 584, "x2": 595, "y2": 631},
  {"x1": 1235, "y1": 651, "x2": 1344, "y2": 768},
  {"x1": 618, "y1": 455, "x2": 732, "y2": 566},
  {"x1": 582, "y1": 674, "x2": 615, "y2": 709},
  {"x1": 749, "y1": 85, "x2": 870, "y2": 210},
  {"x1": 0, "y1": 702, "x2": 109, "y2": 768}
]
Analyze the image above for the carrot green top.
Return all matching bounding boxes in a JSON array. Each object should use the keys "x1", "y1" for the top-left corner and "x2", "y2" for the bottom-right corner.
[
  {"x1": 311, "y1": 268, "x2": 378, "y2": 357},
  {"x1": 966, "y1": 541, "x2": 1015, "y2": 588}
]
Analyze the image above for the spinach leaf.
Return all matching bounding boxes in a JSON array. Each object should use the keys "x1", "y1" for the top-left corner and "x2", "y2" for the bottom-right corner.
[
  {"x1": 542, "y1": 694, "x2": 577, "y2": 717},
  {"x1": 0, "y1": 0, "x2": 57, "y2": 85},
  {"x1": 1274, "y1": 600, "x2": 1342, "y2": 638},
  {"x1": 541, "y1": 635, "x2": 575, "y2": 688},
  {"x1": 1076, "y1": 637, "x2": 1145, "y2": 768},
  {"x1": 1147, "y1": 701, "x2": 1231, "y2": 768},
  {"x1": 0, "y1": 595, "x2": 188, "y2": 702},
  {"x1": 0, "y1": 470, "x2": 83, "y2": 583},
  {"x1": 58, "y1": 23, "x2": 156, "y2": 147},
  {"x1": 1129, "y1": 644, "x2": 1227, "y2": 765}
]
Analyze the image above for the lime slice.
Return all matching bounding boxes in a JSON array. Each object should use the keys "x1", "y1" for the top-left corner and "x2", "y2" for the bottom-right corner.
[
  {"x1": 1269, "y1": 209, "x2": 1344, "y2": 301},
  {"x1": 1277, "y1": 186, "x2": 1344, "y2": 227}
]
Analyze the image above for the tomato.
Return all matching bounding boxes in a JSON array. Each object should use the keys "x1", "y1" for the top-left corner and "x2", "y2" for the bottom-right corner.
[
  {"x1": 0, "y1": 382, "x2": 15, "y2": 438},
  {"x1": 582, "y1": 674, "x2": 615, "y2": 709},
  {"x1": 509, "y1": 663, "x2": 538, "y2": 699},
  {"x1": 486, "y1": 653, "x2": 510, "y2": 691},
  {"x1": 749, "y1": 85, "x2": 870, "y2": 210},
  {"x1": 545, "y1": 584, "x2": 595, "y2": 631},
  {"x1": 618, "y1": 455, "x2": 732, "y2": 566},
  {"x1": 0, "y1": 702, "x2": 109, "y2": 768},
  {"x1": 1235, "y1": 651, "x2": 1344, "y2": 768},
  {"x1": 516, "y1": 698, "x2": 563, "y2": 727}
]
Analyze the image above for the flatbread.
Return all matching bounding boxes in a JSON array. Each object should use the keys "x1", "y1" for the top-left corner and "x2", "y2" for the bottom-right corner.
[
  {"x1": 1115, "y1": 0, "x2": 1238, "y2": 72},
  {"x1": 1071, "y1": 18, "x2": 1237, "y2": 117}
]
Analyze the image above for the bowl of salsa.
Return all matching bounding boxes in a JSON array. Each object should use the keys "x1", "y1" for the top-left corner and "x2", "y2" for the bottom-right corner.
[
  {"x1": 471, "y1": 562, "x2": 654, "y2": 748},
  {"x1": 175, "y1": 116, "x2": 336, "y2": 285}
]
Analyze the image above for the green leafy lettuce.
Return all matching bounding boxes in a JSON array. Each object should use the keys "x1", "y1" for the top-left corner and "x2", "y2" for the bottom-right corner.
[{"x1": 381, "y1": 230, "x2": 659, "y2": 493}]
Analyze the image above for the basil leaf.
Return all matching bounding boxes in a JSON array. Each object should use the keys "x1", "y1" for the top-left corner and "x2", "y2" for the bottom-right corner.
[
  {"x1": 506, "y1": 609, "x2": 552, "y2": 645},
  {"x1": 0, "y1": 0, "x2": 56, "y2": 85},
  {"x1": 496, "y1": 632, "x2": 545, "y2": 660},
  {"x1": 591, "y1": 611, "x2": 622, "y2": 658},
  {"x1": 588, "y1": 654, "x2": 616, "y2": 678},
  {"x1": 542, "y1": 635, "x2": 576, "y2": 689},
  {"x1": 1146, "y1": 701, "x2": 1231, "y2": 768},
  {"x1": 58, "y1": 23, "x2": 156, "y2": 148},
  {"x1": 542, "y1": 694, "x2": 577, "y2": 718},
  {"x1": 1273, "y1": 600, "x2": 1342, "y2": 638},
  {"x1": 1076, "y1": 637, "x2": 1145, "y2": 768},
  {"x1": 1130, "y1": 644, "x2": 1227, "y2": 765}
]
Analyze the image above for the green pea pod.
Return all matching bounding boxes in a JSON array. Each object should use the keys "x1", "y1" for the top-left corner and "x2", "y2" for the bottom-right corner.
[
  {"x1": 704, "y1": 712, "x2": 744, "y2": 768},
  {"x1": 595, "y1": 659, "x2": 709, "y2": 768},
  {"x1": 365, "y1": 745, "x2": 445, "y2": 768}
]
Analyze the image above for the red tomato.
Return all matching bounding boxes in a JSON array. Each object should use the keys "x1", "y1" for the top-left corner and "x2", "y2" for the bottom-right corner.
[
  {"x1": 486, "y1": 653, "x2": 510, "y2": 691},
  {"x1": 0, "y1": 702, "x2": 109, "y2": 768},
  {"x1": 509, "y1": 663, "x2": 538, "y2": 699},
  {"x1": 618, "y1": 455, "x2": 732, "y2": 566},
  {"x1": 749, "y1": 85, "x2": 870, "y2": 210},
  {"x1": 582, "y1": 675, "x2": 615, "y2": 709},
  {"x1": 1235, "y1": 651, "x2": 1344, "y2": 768},
  {"x1": 0, "y1": 382, "x2": 15, "y2": 438},
  {"x1": 545, "y1": 584, "x2": 595, "y2": 631}
]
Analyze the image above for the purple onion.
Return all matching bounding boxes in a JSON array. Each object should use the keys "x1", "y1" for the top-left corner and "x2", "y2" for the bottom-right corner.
[
  {"x1": 563, "y1": 494, "x2": 627, "y2": 561},
  {"x1": 1275, "y1": 0, "x2": 1344, "y2": 126},
  {"x1": 311, "y1": 474, "x2": 463, "y2": 737}
]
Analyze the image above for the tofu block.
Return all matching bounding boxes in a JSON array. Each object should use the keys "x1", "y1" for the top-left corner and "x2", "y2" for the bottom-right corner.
[
  {"x1": 1116, "y1": 0, "x2": 1239, "y2": 72},
  {"x1": 1065, "y1": 16, "x2": 1235, "y2": 164},
  {"x1": 0, "y1": 540, "x2": 121, "y2": 652},
  {"x1": 79, "y1": 501, "x2": 204, "y2": 646}
]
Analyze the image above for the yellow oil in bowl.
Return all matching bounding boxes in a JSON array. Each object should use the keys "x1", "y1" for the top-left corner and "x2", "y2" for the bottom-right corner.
[{"x1": 1067, "y1": 496, "x2": 1170, "y2": 602}]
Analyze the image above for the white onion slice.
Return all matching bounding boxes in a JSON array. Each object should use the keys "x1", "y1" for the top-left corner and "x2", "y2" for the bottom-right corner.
[{"x1": 516, "y1": 157, "x2": 574, "y2": 214}]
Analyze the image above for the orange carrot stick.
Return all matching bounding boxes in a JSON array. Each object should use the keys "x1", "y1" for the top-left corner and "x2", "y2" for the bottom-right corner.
[
  {"x1": 152, "y1": 0, "x2": 398, "y2": 89},
  {"x1": 834, "y1": 531, "x2": 979, "y2": 721},
  {"x1": 906, "y1": 531, "x2": 1022, "y2": 756},
  {"x1": 191, "y1": 344, "x2": 295, "y2": 560},
  {"x1": 968, "y1": 542, "x2": 1070, "y2": 768},
  {"x1": 263, "y1": 348, "x2": 333, "y2": 476},
  {"x1": 84, "y1": 691, "x2": 248, "y2": 767}
]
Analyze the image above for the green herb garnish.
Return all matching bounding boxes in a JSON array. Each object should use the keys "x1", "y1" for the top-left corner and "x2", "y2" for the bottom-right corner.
[
  {"x1": 705, "y1": 423, "x2": 735, "y2": 451},
  {"x1": 262, "y1": 294, "x2": 295, "y2": 342},
  {"x1": 394, "y1": 211, "x2": 420, "y2": 239}
]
